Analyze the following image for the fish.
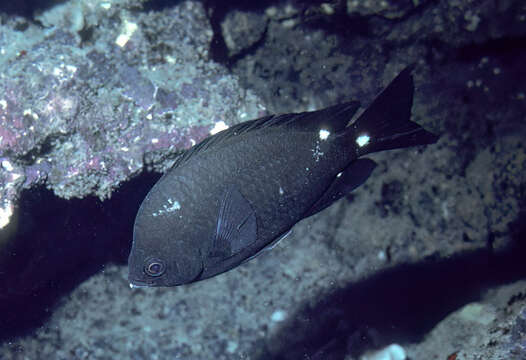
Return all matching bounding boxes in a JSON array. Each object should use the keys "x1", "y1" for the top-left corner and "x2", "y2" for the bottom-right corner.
[{"x1": 128, "y1": 67, "x2": 439, "y2": 287}]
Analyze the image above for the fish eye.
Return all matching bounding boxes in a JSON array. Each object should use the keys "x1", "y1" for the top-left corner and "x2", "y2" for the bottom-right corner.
[{"x1": 144, "y1": 258, "x2": 166, "y2": 277}]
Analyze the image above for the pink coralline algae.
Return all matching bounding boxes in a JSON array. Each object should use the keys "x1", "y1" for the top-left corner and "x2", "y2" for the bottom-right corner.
[
  {"x1": 0, "y1": 85, "x2": 37, "y2": 154},
  {"x1": 0, "y1": 127, "x2": 18, "y2": 150},
  {"x1": 0, "y1": 0, "x2": 264, "y2": 225}
]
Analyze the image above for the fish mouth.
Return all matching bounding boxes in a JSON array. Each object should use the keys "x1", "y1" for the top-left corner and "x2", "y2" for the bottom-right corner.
[
  {"x1": 129, "y1": 282, "x2": 147, "y2": 289},
  {"x1": 128, "y1": 278, "x2": 152, "y2": 288}
]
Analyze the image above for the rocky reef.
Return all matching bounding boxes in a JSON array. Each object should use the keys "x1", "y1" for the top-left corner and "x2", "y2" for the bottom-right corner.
[
  {"x1": 0, "y1": 0, "x2": 525, "y2": 359},
  {"x1": 0, "y1": 0, "x2": 262, "y2": 221}
]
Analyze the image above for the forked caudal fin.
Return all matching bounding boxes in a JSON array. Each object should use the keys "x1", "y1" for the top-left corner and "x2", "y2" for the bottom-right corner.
[{"x1": 348, "y1": 67, "x2": 439, "y2": 157}]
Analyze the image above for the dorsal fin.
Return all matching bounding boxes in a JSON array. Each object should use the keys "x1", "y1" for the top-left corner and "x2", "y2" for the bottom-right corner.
[
  {"x1": 171, "y1": 114, "x2": 273, "y2": 169},
  {"x1": 290, "y1": 101, "x2": 360, "y2": 133},
  {"x1": 172, "y1": 100, "x2": 360, "y2": 169}
]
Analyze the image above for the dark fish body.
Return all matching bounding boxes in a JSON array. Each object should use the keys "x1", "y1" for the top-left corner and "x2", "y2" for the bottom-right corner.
[{"x1": 128, "y1": 68, "x2": 439, "y2": 287}]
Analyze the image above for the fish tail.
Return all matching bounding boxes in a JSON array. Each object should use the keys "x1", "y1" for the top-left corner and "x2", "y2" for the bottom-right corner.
[{"x1": 347, "y1": 67, "x2": 439, "y2": 157}]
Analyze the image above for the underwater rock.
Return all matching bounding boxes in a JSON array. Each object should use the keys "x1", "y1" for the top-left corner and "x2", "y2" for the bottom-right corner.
[
  {"x1": 404, "y1": 280, "x2": 526, "y2": 360},
  {"x1": 508, "y1": 306, "x2": 526, "y2": 359},
  {"x1": 0, "y1": 0, "x2": 263, "y2": 228},
  {"x1": 221, "y1": 9, "x2": 267, "y2": 58}
]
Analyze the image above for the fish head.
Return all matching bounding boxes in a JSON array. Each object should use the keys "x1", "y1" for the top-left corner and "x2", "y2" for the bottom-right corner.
[
  {"x1": 128, "y1": 184, "x2": 205, "y2": 287},
  {"x1": 128, "y1": 217, "x2": 205, "y2": 287}
]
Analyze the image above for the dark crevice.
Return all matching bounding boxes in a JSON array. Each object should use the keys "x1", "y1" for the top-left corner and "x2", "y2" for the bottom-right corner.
[
  {"x1": 226, "y1": 23, "x2": 269, "y2": 69},
  {"x1": 0, "y1": 0, "x2": 65, "y2": 18},
  {"x1": 420, "y1": 35, "x2": 526, "y2": 67},
  {"x1": 141, "y1": 0, "x2": 185, "y2": 12},
  {"x1": 455, "y1": 35, "x2": 526, "y2": 62},
  {"x1": 15, "y1": 133, "x2": 69, "y2": 165},
  {"x1": 206, "y1": 1, "x2": 229, "y2": 66},
  {"x1": 0, "y1": 171, "x2": 161, "y2": 341},
  {"x1": 298, "y1": 0, "x2": 438, "y2": 40},
  {"x1": 204, "y1": 0, "x2": 277, "y2": 67}
]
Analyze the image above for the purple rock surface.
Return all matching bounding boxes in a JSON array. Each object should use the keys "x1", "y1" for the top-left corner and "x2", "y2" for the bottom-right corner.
[{"x1": 0, "y1": 0, "x2": 263, "y2": 228}]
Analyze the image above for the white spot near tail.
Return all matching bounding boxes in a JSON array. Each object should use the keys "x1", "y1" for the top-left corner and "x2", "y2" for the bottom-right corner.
[
  {"x1": 319, "y1": 129, "x2": 330, "y2": 140},
  {"x1": 356, "y1": 134, "x2": 370, "y2": 147}
]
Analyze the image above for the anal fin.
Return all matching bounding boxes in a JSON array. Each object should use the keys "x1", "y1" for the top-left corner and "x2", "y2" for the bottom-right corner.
[
  {"x1": 303, "y1": 158, "x2": 377, "y2": 218},
  {"x1": 242, "y1": 229, "x2": 293, "y2": 264}
]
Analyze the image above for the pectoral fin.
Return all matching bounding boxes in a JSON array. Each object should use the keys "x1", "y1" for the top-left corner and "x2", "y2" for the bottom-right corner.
[{"x1": 209, "y1": 185, "x2": 258, "y2": 260}]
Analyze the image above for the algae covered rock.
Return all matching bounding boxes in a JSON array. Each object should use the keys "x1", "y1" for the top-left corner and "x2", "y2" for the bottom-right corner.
[{"x1": 0, "y1": 0, "x2": 263, "y2": 223}]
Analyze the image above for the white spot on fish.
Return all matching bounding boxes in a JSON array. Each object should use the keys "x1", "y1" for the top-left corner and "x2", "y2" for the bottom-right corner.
[
  {"x1": 356, "y1": 134, "x2": 370, "y2": 147},
  {"x1": 319, "y1": 129, "x2": 330, "y2": 140},
  {"x1": 311, "y1": 141, "x2": 324, "y2": 161},
  {"x1": 279, "y1": 186, "x2": 284, "y2": 195},
  {"x1": 210, "y1": 121, "x2": 229, "y2": 135},
  {"x1": 336, "y1": 172, "x2": 342, "y2": 178},
  {"x1": 152, "y1": 198, "x2": 181, "y2": 217}
]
